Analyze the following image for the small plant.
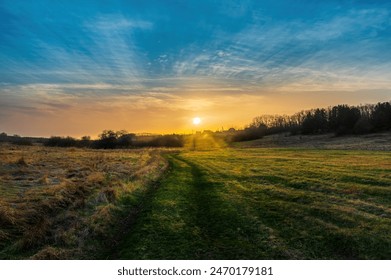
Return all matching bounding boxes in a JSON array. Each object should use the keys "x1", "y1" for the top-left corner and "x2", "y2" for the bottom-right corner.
[
  {"x1": 39, "y1": 174, "x2": 50, "y2": 185},
  {"x1": 16, "y1": 157, "x2": 27, "y2": 166},
  {"x1": 0, "y1": 202, "x2": 17, "y2": 226}
]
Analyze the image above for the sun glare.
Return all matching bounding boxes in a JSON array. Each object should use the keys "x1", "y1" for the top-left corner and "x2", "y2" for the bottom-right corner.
[{"x1": 192, "y1": 117, "x2": 201, "y2": 125}]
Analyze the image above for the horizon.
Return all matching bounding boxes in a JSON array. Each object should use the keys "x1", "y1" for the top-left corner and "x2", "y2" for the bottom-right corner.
[
  {"x1": 1, "y1": 1, "x2": 391, "y2": 137},
  {"x1": 1, "y1": 99, "x2": 390, "y2": 139}
]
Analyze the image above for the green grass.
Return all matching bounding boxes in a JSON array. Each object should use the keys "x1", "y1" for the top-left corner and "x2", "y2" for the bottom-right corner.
[{"x1": 117, "y1": 148, "x2": 391, "y2": 259}]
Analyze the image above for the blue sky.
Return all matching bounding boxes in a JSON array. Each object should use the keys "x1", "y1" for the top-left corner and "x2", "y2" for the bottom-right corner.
[{"x1": 1, "y1": 0, "x2": 391, "y2": 136}]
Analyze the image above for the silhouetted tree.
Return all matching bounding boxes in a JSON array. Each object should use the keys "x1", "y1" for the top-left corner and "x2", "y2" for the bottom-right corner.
[
  {"x1": 328, "y1": 105, "x2": 361, "y2": 135},
  {"x1": 80, "y1": 136, "x2": 92, "y2": 147},
  {"x1": 96, "y1": 130, "x2": 118, "y2": 149},
  {"x1": 302, "y1": 109, "x2": 328, "y2": 134},
  {"x1": 117, "y1": 133, "x2": 135, "y2": 148},
  {"x1": 371, "y1": 102, "x2": 391, "y2": 131},
  {"x1": 243, "y1": 101, "x2": 390, "y2": 138},
  {"x1": 354, "y1": 116, "x2": 373, "y2": 134},
  {"x1": 232, "y1": 124, "x2": 267, "y2": 142}
]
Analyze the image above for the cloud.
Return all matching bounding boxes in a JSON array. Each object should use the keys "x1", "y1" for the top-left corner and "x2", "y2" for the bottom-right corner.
[
  {"x1": 296, "y1": 9, "x2": 390, "y2": 41},
  {"x1": 171, "y1": 7, "x2": 391, "y2": 92},
  {"x1": 0, "y1": 12, "x2": 153, "y2": 86},
  {"x1": 85, "y1": 15, "x2": 153, "y2": 31}
]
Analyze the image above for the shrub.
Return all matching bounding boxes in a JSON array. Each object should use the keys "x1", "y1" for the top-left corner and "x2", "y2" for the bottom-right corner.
[
  {"x1": 12, "y1": 138, "x2": 33, "y2": 146},
  {"x1": 147, "y1": 134, "x2": 184, "y2": 147},
  {"x1": 45, "y1": 136, "x2": 78, "y2": 147}
]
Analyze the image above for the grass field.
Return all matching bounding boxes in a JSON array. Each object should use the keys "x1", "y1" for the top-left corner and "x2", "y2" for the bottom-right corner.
[
  {"x1": 118, "y1": 148, "x2": 391, "y2": 259},
  {"x1": 1, "y1": 144, "x2": 390, "y2": 259},
  {"x1": 0, "y1": 144, "x2": 168, "y2": 259}
]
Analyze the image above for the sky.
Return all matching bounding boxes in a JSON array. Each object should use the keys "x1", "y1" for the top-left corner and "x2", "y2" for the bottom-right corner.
[{"x1": 1, "y1": 0, "x2": 391, "y2": 137}]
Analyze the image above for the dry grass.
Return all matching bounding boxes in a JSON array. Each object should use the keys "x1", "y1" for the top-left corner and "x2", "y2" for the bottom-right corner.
[
  {"x1": 0, "y1": 144, "x2": 168, "y2": 259},
  {"x1": 0, "y1": 199, "x2": 18, "y2": 226}
]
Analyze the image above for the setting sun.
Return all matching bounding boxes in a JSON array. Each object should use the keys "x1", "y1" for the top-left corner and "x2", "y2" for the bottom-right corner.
[{"x1": 192, "y1": 117, "x2": 201, "y2": 125}]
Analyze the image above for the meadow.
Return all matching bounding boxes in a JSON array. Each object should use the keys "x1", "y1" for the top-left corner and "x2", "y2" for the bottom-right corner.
[
  {"x1": 119, "y1": 148, "x2": 391, "y2": 259},
  {"x1": 1, "y1": 143, "x2": 390, "y2": 259},
  {"x1": 0, "y1": 144, "x2": 168, "y2": 259}
]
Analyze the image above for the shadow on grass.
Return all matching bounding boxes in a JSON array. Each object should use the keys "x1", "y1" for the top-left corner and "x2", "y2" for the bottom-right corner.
[
  {"x1": 179, "y1": 156, "x2": 253, "y2": 259},
  {"x1": 115, "y1": 152, "x2": 391, "y2": 260},
  {"x1": 117, "y1": 153, "x2": 285, "y2": 259}
]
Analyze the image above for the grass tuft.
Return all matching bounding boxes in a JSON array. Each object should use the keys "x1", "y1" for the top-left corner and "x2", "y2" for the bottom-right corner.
[{"x1": 16, "y1": 157, "x2": 28, "y2": 166}]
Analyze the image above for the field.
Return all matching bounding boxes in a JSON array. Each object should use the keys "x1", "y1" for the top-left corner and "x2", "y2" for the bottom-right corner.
[
  {"x1": 233, "y1": 132, "x2": 391, "y2": 151},
  {"x1": 0, "y1": 144, "x2": 168, "y2": 259},
  {"x1": 1, "y1": 144, "x2": 390, "y2": 259}
]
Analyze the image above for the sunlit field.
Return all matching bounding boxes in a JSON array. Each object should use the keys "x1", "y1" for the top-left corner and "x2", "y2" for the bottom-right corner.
[
  {"x1": 1, "y1": 144, "x2": 390, "y2": 259},
  {"x1": 120, "y1": 148, "x2": 391, "y2": 259},
  {"x1": 0, "y1": 144, "x2": 168, "y2": 259}
]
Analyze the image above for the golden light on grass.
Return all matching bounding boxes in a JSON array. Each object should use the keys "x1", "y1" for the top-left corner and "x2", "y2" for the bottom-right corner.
[{"x1": 192, "y1": 117, "x2": 201, "y2": 125}]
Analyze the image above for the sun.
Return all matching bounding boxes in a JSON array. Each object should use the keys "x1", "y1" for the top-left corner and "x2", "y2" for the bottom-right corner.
[{"x1": 192, "y1": 117, "x2": 201, "y2": 125}]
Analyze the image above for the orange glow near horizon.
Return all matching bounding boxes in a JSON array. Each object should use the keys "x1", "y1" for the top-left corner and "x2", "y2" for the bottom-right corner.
[{"x1": 1, "y1": 87, "x2": 390, "y2": 138}]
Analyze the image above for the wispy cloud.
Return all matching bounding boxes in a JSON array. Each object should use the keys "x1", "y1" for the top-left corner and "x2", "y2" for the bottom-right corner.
[
  {"x1": 172, "y1": 8, "x2": 391, "y2": 92},
  {"x1": 85, "y1": 15, "x2": 153, "y2": 31},
  {"x1": 0, "y1": 12, "x2": 153, "y2": 86},
  {"x1": 296, "y1": 9, "x2": 390, "y2": 41}
]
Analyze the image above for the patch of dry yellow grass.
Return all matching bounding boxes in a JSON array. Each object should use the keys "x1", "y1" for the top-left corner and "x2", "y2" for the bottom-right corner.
[{"x1": 0, "y1": 144, "x2": 168, "y2": 259}]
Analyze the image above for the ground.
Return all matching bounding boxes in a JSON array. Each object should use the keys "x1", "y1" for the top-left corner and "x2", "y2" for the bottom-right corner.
[
  {"x1": 0, "y1": 144, "x2": 168, "y2": 259},
  {"x1": 0, "y1": 141, "x2": 390, "y2": 259}
]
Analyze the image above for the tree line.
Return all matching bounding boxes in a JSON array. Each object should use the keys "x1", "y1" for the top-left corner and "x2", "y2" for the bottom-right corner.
[
  {"x1": 44, "y1": 130, "x2": 184, "y2": 148},
  {"x1": 233, "y1": 101, "x2": 391, "y2": 141}
]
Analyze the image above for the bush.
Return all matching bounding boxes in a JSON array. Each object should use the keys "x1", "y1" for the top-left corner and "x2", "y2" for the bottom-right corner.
[
  {"x1": 147, "y1": 135, "x2": 184, "y2": 147},
  {"x1": 12, "y1": 138, "x2": 33, "y2": 146},
  {"x1": 93, "y1": 130, "x2": 135, "y2": 149},
  {"x1": 45, "y1": 136, "x2": 78, "y2": 147}
]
